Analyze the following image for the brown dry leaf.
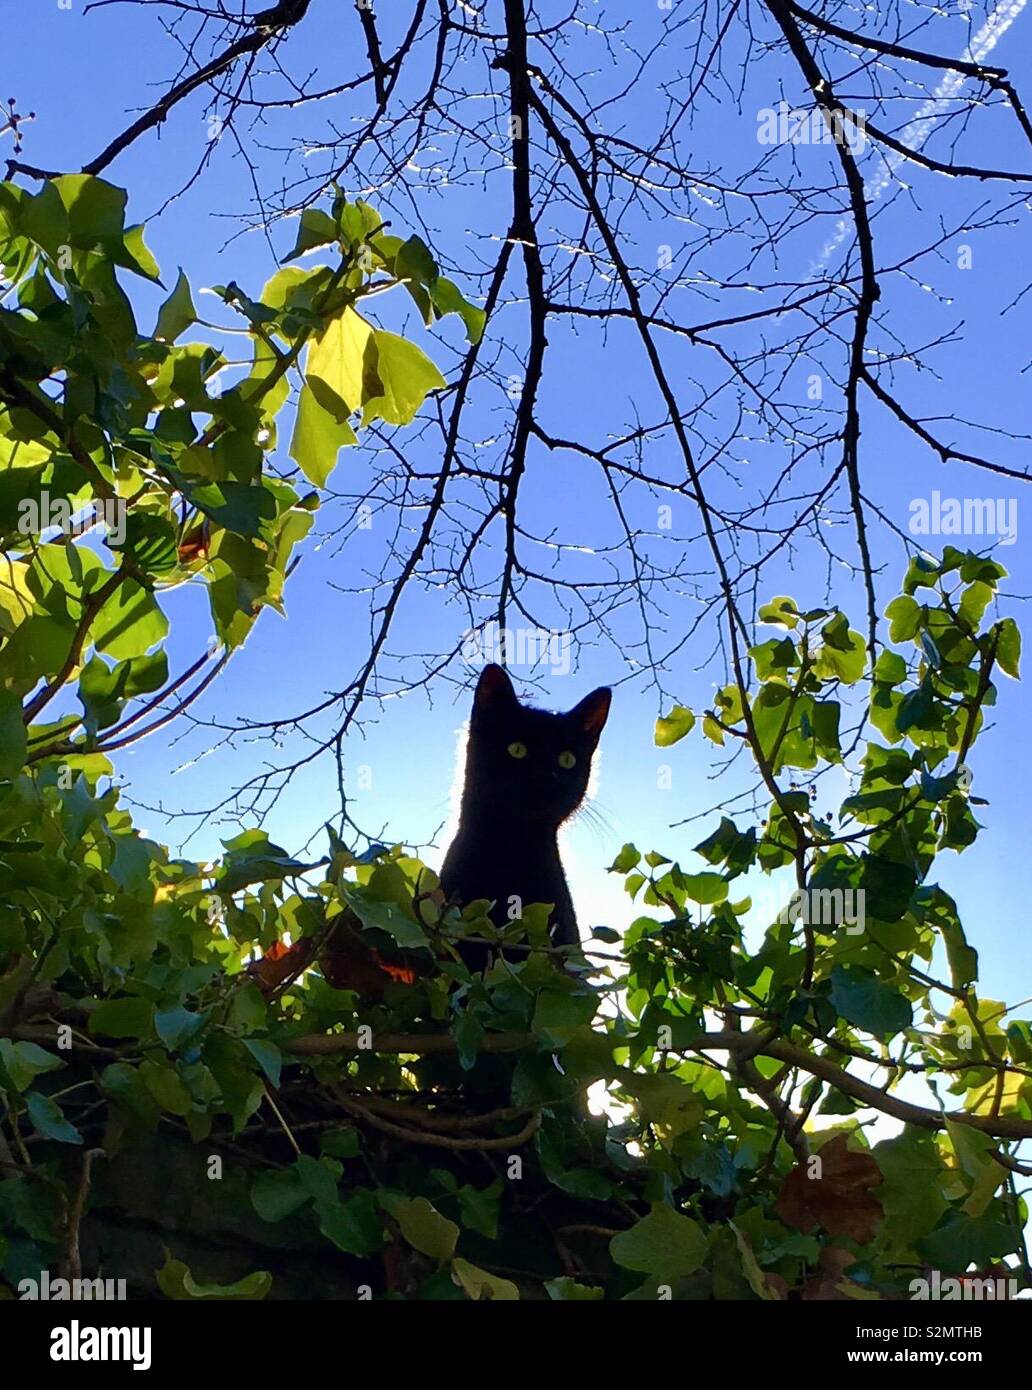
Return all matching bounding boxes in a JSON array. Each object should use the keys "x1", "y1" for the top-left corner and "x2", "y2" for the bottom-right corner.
[
  {"x1": 776, "y1": 1133, "x2": 883, "y2": 1243},
  {"x1": 247, "y1": 937, "x2": 314, "y2": 995}
]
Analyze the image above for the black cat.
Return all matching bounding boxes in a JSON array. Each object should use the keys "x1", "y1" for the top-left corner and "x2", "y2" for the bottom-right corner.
[{"x1": 441, "y1": 663, "x2": 611, "y2": 971}]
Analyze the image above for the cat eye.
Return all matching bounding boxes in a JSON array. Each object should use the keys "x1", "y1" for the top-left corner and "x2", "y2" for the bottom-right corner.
[
  {"x1": 507, "y1": 741, "x2": 528, "y2": 759},
  {"x1": 558, "y1": 750, "x2": 577, "y2": 769}
]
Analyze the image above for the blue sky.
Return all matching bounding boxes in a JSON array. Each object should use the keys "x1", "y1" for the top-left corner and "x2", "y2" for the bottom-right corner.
[{"x1": 5, "y1": 0, "x2": 1032, "y2": 1011}]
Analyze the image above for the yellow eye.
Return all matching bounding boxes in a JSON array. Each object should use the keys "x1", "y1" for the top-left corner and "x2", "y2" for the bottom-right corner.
[
  {"x1": 507, "y1": 741, "x2": 528, "y2": 759},
  {"x1": 558, "y1": 750, "x2": 577, "y2": 769}
]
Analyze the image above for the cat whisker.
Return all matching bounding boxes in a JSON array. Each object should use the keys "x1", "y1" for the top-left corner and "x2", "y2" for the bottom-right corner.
[{"x1": 572, "y1": 798, "x2": 614, "y2": 840}]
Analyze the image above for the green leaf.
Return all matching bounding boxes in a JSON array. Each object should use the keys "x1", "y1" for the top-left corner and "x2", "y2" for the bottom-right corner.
[
  {"x1": 886, "y1": 596, "x2": 921, "y2": 643},
  {"x1": 89, "y1": 996, "x2": 155, "y2": 1040},
  {"x1": 156, "y1": 1253, "x2": 272, "y2": 1300},
  {"x1": 958, "y1": 581, "x2": 994, "y2": 631},
  {"x1": 317, "y1": 1190, "x2": 384, "y2": 1256},
  {"x1": 285, "y1": 207, "x2": 339, "y2": 261},
  {"x1": 702, "y1": 714, "x2": 725, "y2": 745},
  {"x1": 545, "y1": 1276, "x2": 604, "y2": 1300},
  {"x1": 917, "y1": 1213, "x2": 1021, "y2": 1275},
  {"x1": 154, "y1": 1005, "x2": 204, "y2": 1053},
  {"x1": 873, "y1": 1129, "x2": 949, "y2": 1248},
  {"x1": 758, "y1": 596, "x2": 800, "y2": 629},
  {"x1": 395, "y1": 234, "x2": 439, "y2": 318},
  {"x1": 140, "y1": 1059, "x2": 192, "y2": 1116},
  {"x1": 814, "y1": 627, "x2": 866, "y2": 684},
  {"x1": 251, "y1": 1168, "x2": 310, "y2": 1224},
  {"x1": 859, "y1": 854, "x2": 915, "y2": 922},
  {"x1": 154, "y1": 268, "x2": 196, "y2": 342},
  {"x1": 25, "y1": 1092, "x2": 82, "y2": 1145},
  {"x1": 680, "y1": 872, "x2": 729, "y2": 905},
  {"x1": 430, "y1": 277, "x2": 486, "y2": 344},
  {"x1": 937, "y1": 915, "x2": 979, "y2": 991},
  {"x1": 90, "y1": 579, "x2": 169, "y2": 661},
  {"x1": 243, "y1": 1039, "x2": 282, "y2": 1088},
  {"x1": 388, "y1": 1196, "x2": 458, "y2": 1263},
  {"x1": 217, "y1": 831, "x2": 310, "y2": 893},
  {"x1": 78, "y1": 651, "x2": 169, "y2": 736},
  {"x1": 123, "y1": 514, "x2": 180, "y2": 576},
  {"x1": 994, "y1": 618, "x2": 1020, "y2": 678},
  {"x1": 339, "y1": 883, "x2": 429, "y2": 949},
  {"x1": 303, "y1": 304, "x2": 376, "y2": 414},
  {"x1": 41, "y1": 174, "x2": 127, "y2": 247},
  {"x1": 451, "y1": 1257, "x2": 519, "y2": 1301},
  {"x1": 361, "y1": 329, "x2": 445, "y2": 427},
  {"x1": 0, "y1": 1038, "x2": 64, "y2": 1092},
  {"x1": 874, "y1": 650, "x2": 907, "y2": 686},
  {"x1": 751, "y1": 637, "x2": 797, "y2": 681},
  {"x1": 288, "y1": 380, "x2": 357, "y2": 486},
  {"x1": 0, "y1": 690, "x2": 27, "y2": 778},
  {"x1": 117, "y1": 223, "x2": 161, "y2": 282},
  {"x1": 654, "y1": 705, "x2": 695, "y2": 747},
  {"x1": 610, "y1": 1205, "x2": 707, "y2": 1280},
  {"x1": 295, "y1": 1154, "x2": 340, "y2": 1207},
  {"x1": 829, "y1": 965, "x2": 913, "y2": 1039},
  {"x1": 610, "y1": 843, "x2": 640, "y2": 874}
]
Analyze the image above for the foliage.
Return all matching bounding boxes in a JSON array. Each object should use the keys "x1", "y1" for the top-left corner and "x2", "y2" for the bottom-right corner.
[{"x1": 0, "y1": 181, "x2": 1030, "y2": 1302}]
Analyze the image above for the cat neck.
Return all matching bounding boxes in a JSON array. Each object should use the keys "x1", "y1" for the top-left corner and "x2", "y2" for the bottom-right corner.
[{"x1": 456, "y1": 791, "x2": 563, "y2": 847}]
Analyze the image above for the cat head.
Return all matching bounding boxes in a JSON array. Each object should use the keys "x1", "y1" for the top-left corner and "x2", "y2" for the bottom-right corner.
[{"x1": 461, "y1": 664, "x2": 611, "y2": 828}]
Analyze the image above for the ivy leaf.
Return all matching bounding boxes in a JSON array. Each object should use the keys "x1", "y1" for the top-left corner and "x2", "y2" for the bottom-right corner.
[
  {"x1": 610, "y1": 843, "x2": 640, "y2": 873},
  {"x1": 859, "y1": 854, "x2": 915, "y2": 922},
  {"x1": 154, "y1": 1005, "x2": 205, "y2": 1053},
  {"x1": 545, "y1": 1276, "x2": 604, "y2": 1300},
  {"x1": 430, "y1": 277, "x2": 486, "y2": 344},
  {"x1": 243, "y1": 1039, "x2": 282, "y2": 1088},
  {"x1": 702, "y1": 714, "x2": 725, "y2": 745},
  {"x1": 285, "y1": 207, "x2": 338, "y2": 261},
  {"x1": 89, "y1": 996, "x2": 155, "y2": 1040},
  {"x1": 758, "y1": 595, "x2": 800, "y2": 629},
  {"x1": 339, "y1": 883, "x2": 429, "y2": 949},
  {"x1": 0, "y1": 1038, "x2": 64, "y2": 1092},
  {"x1": 995, "y1": 618, "x2": 1020, "y2": 678},
  {"x1": 451, "y1": 1257, "x2": 519, "y2": 1301},
  {"x1": 0, "y1": 690, "x2": 27, "y2": 778},
  {"x1": 361, "y1": 330, "x2": 445, "y2": 427},
  {"x1": 387, "y1": 1196, "x2": 458, "y2": 1263},
  {"x1": 885, "y1": 595, "x2": 921, "y2": 643},
  {"x1": 610, "y1": 1205, "x2": 707, "y2": 1280},
  {"x1": 680, "y1": 872, "x2": 728, "y2": 905},
  {"x1": 251, "y1": 1168, "x2": 310, "y2": 1224},
  {"x1": 289, "y1": 381, "x2": 357, "y2": 486},
  {"x1": 154, "y1": 269, "x2": 196, "y2": 342},
  {"x1": 654, "y1": 706, "x2": 695, "y2": 747},
  {"x1": 814, "y1": 627, "x2": 866, "y2": 684},
  {"x1": 830, "y1": 965, "x2": 913, "y2": 1039},
  {"x1": 776, "y1": 1134, "x2": 882, "y2": 1242},
  {"x1": 156, "y1": 1253, "x2": 271, "y2": 1300},
  {"x1": 917, "y1": 1213, "x2": 1021, "y2": 1275},
  {"x1": 217, "y1": 830, "x2": 310, "y2": 893},
  {"x1": 78, "y1": 651, "x2": 169, "y2": 737},
  {"x1": 318, "y1": 1190, "x2": 384, "y2": 1256},
  {"x1": 25, "y1": 1092, "x2": 82, "y2": 1145}
]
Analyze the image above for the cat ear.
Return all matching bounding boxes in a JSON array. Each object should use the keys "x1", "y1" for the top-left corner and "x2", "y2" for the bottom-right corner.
[
  {"x1": 570, "y1": 687, "x2": 611, "y2": 743},
  {"x1": 473, "y1": 663, "x2": 518, "y2": 714}
]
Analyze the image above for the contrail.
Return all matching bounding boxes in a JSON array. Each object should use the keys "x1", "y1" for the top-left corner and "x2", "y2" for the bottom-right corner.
[{"x1": 812, "y1": 0, "x2": 1029, "y2": 271}]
